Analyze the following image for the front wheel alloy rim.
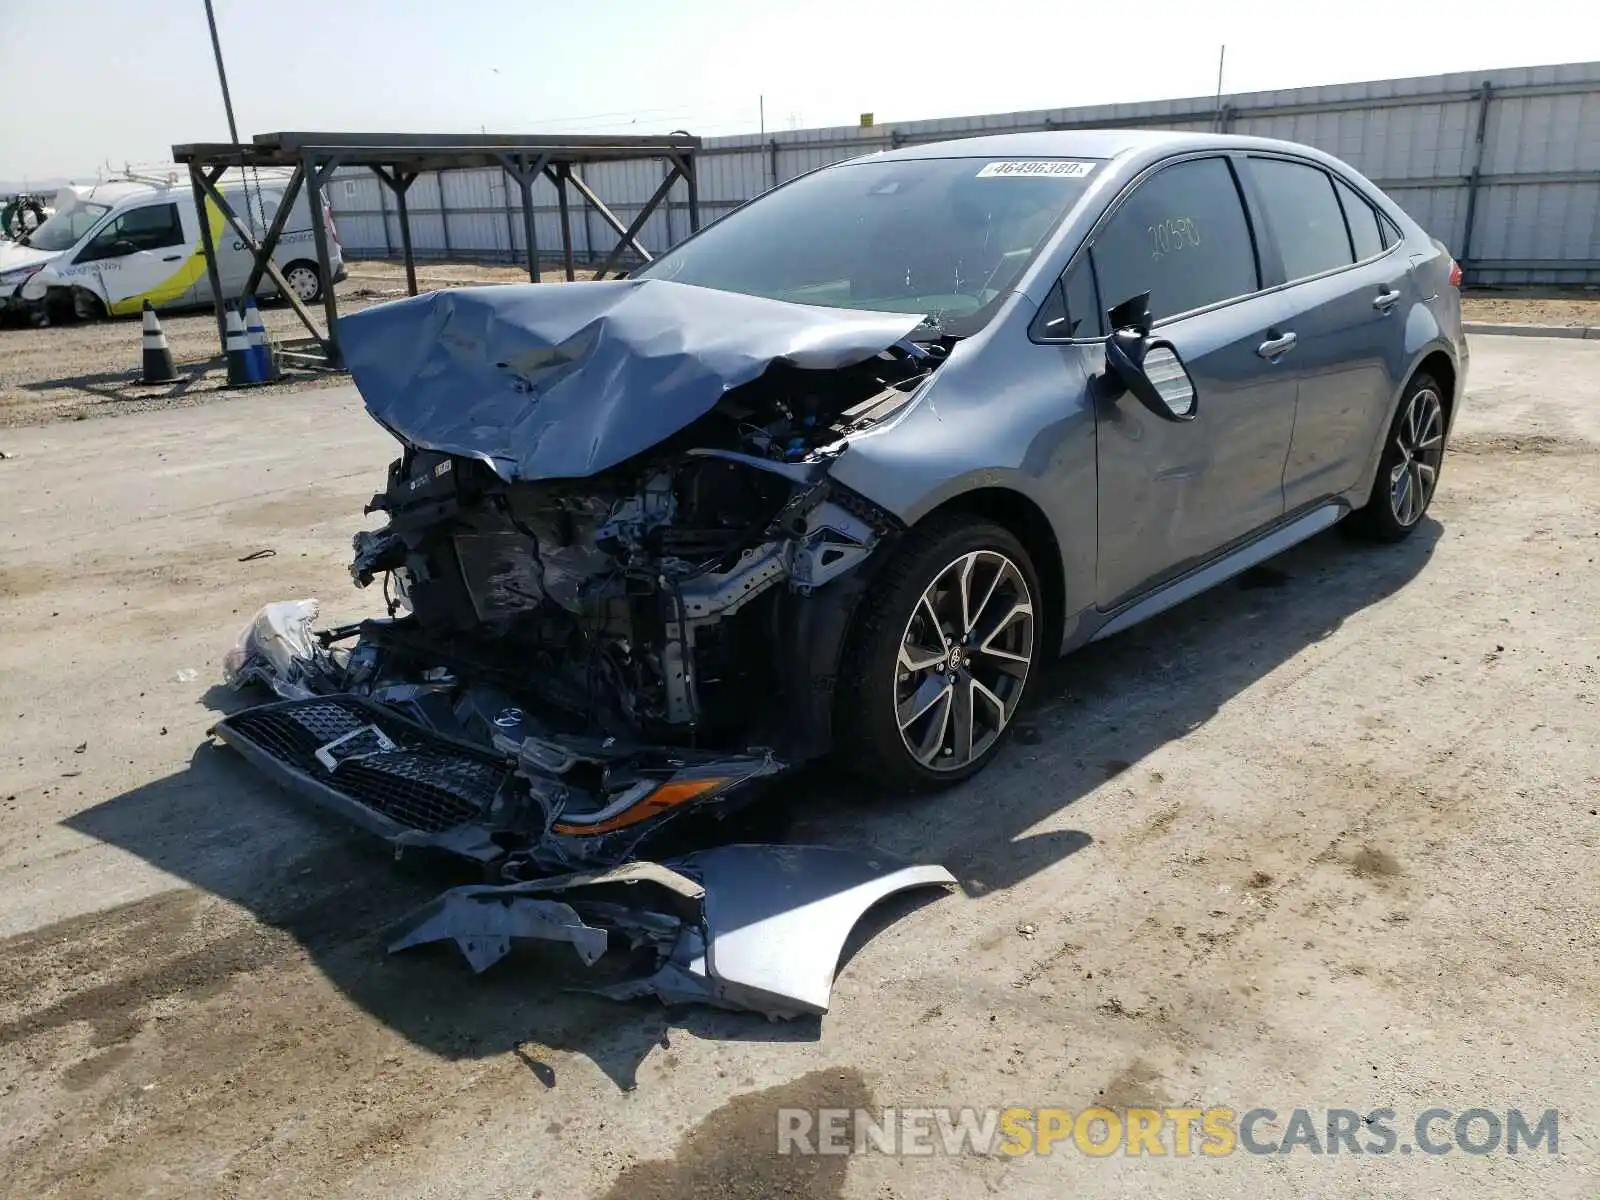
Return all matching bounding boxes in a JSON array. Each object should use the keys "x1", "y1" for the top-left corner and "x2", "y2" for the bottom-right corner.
[
  {"x1": 1389, "y1": 387, "x2": 1444, "y2": 527},
  {"x1": 287, "y1": 267, "x2": 319, "y2": 301},
  {"x1": 896, "y1": 550, "x2": 1035, "y2": 772}
]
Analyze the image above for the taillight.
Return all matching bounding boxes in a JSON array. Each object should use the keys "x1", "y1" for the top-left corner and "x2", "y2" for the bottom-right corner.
[
  {"x1": 324, "y1": 200, "x2": 341, "y2": 248},
  {"x1": 1448, "y1": 259, "x2": 1462, "y2": 288}
]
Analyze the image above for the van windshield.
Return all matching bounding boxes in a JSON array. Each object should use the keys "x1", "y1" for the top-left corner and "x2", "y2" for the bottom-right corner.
[
  {"x1": 633, "y1": 157, "x2": 1100, "y2": 334},
  {"x1": 25, "y1": 203, "x2": 111, "y2": 252}
]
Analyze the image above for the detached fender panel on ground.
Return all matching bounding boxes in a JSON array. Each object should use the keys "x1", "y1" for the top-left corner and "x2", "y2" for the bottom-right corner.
[{"x1": 385, "y1": 845, "x2": 958, "y2": 1019}]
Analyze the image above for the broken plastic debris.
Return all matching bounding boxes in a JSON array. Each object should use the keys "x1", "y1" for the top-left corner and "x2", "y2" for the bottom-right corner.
[
  {"x1": 222, "y1": 599, "x2": 325, "y2": 700},
  {"x1": 387, "y1": 890, "x2": 609, "y2": 973},
  {"x1": 387, "y1": 844, "x2": 957, "y2": 1019}
]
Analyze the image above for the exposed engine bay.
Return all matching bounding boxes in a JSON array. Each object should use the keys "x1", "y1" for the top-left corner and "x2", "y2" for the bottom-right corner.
[
  {"x1": 348, "y1": 344, "x2": 935, "y2": 748},
  {"x1": 214, "y1": 287, "x2": 950, "y2": 876},
  {"x1": 209, "y1": 280, "x2": 967, "y2": 1014}
]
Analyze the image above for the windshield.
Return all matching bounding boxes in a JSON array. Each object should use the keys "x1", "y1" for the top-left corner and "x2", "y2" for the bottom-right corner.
[
  {"x1": 24, "y1": 202, "x2": 110, "y2": 252},
  {"x1": 635, "y1": 157, "x2": 1100, "y2": 334}
]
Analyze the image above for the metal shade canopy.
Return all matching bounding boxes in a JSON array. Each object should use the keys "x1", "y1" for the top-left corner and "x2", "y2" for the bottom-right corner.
[{"x1": 171, "y1": 130, "x2": 702, "y2": 370}]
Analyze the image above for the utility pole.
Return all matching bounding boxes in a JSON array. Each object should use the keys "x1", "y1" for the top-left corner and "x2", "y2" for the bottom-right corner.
[
  {"x1": 760, "y1": 94, "x2": 765, "y2": 138},
  {"x1": 203, "y1": 0, "x2": 241, "y2": 145},
  {"x1": 1209, "y1": 45, "x2": 1222, "y2": 131}
]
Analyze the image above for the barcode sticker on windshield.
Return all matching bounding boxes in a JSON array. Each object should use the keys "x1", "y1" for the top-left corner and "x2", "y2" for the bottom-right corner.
[{"x1": 976, "y1": 160, "x2": 1095, "y2": 179}]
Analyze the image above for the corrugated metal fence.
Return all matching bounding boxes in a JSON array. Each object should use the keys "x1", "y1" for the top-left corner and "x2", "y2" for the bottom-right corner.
[{"x1": 328, "y1": 61, "x2": 1600, "y2": 285}]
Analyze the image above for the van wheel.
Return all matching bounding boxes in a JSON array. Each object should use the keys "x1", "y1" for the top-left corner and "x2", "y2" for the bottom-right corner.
[
  {"x1": 73, "y1": 289, "x2": 107, "y2": 321},
  {"x1": 42, "y1": 288, "x2": 100, "y2": 324},
  {"x1": 283, "y1": 261, "x2": 323, "y2": 303}
]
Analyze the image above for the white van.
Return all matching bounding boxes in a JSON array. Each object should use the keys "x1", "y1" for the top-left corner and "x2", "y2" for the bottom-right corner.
[{"x1": 0, "y1": 170, "x2": 345, "y2": 322}]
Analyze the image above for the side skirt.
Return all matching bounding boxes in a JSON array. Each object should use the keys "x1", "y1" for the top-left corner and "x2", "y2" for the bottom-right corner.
[{"x1": 1087, "y1": 502, "x2": 1348, "y2": 644}]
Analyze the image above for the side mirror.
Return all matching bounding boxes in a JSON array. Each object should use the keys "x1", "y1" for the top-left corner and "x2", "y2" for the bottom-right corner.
[{"x1": 1101, "y1": 295, "x2": 1197, "y2": 422}]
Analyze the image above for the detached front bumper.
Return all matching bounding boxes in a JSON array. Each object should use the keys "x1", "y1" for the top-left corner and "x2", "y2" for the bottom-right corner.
[
  {"x1": 211, "y1": 695, "x2": 957, "y2": 1021},
  {"x1": 210, "y1": 693, "x2": 785, "y2": 871},
  {"x1": 212, "y1": 695, "x2": 520, "y2": 861}
]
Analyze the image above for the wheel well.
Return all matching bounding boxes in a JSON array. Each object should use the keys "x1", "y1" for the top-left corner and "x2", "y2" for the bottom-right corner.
[
  {"x1": 43, "y1": 285, "x2": 104, "y2": 322},
  {"x1": 1417, "y1": 350, "x2": 1456, "y2": 425},
  {"x1": 919, "y1": 487, "x2": 1066, "y2": 650}
]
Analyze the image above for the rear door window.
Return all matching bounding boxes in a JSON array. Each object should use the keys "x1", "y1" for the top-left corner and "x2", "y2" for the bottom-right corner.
[
  {"x1": 1090, "y1": 157, "x2": 1259, "y2": 323},
  {"x1": 1332, "y1": 177, "x2": 1384, "y2": 261},
  {"x1": 1248, "y1": 158, "x2": 1354, "y2": 281}
]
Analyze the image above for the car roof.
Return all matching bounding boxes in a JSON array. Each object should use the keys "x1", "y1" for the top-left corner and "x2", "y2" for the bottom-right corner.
[
  {"x1": 60, "y1": 167, "x2": 298, "y2": 210},
  {"x1": 867, "y1": 128, "x2": 1302, "y2": 163},
  {"x1": 62, "y1": 181, "x2": 159, "y2": 206}
]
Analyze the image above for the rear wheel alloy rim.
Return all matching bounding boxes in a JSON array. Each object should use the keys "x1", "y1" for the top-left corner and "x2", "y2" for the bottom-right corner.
[
  {"x1": 895, "y1": 550, "x2": 1034, "y2": 772},
  {"x1": 287, "y1": 267, "x2": 319, "y2": 301},
  {"x1": 1388, "y1": 387, "x2": 1444, "y2": 528}
]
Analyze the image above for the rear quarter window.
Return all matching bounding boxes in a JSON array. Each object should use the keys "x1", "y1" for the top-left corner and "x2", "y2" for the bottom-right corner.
[{"x1": 1333, "y1": 176, "x2": 1384, "y2": 261}]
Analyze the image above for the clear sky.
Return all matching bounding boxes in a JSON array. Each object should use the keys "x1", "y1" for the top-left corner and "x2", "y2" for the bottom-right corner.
[{"x1": 1, "y1": 0, "x2": 1596, "y2": 181}]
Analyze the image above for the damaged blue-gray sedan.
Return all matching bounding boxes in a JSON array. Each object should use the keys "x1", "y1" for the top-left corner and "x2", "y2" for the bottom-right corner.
[{"x1": 214, "y1": 130, "x2": 1463, "y2": 1004}]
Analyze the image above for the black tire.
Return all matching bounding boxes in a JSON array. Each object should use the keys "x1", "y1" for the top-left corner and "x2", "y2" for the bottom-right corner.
[
  {"x1": 282, "y1": 260, "x2": 324, "y2": 304},
  {"x1": 835, "y1": 513, "x2": 1042, "y2": 791},
  {"x1": 72, "y1": 288, "x2": 106, "y2": 321},
  {"x1": 41, "y1": 288, "x2": 87, "y2": 325},
  {"x1": 1345, "y1": 372, "x2": 1448, "y2": 543}
]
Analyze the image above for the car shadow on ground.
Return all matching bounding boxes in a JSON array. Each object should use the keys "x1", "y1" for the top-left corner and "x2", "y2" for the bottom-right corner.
[
  {"x1": 714, "y1": 520, "x2": 1443, "y2": 898},
  {"x1": 64, "y1": 519, "x2": 1440, "y2": 1088}
]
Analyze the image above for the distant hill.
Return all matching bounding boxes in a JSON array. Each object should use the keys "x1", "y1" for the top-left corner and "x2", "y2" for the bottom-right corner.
[{"x1": 0, "y1": 179, "x2": 78, "y2": 196}]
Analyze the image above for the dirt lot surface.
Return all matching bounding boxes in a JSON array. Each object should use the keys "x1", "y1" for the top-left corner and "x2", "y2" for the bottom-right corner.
[
  {"x1": 0, "y1": 259, "x2": 590, "y2": 430},
  {"x1": 1461, "y1": 290, "x2": 1600, "y2": 327},
  {"x1": 1, "y1": 337, "x2": 1597, "y2": 1198},
  {"x1": 345, "y1": 259, "x2": 598, "y2": 289}
]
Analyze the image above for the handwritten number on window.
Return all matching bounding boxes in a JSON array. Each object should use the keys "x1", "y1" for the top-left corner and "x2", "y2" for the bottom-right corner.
[{"x1": 1147, "y1": 217, "x2": 1200, "y2": 260}]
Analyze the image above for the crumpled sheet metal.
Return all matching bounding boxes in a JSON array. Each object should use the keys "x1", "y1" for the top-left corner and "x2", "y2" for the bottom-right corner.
[
  {"x1": 387, "y1": 844, "x2": 957, "y2": 1019},
  {"x1": 221, "y1": 598, "x2": 331, "y2": 701},
  {"x1": 675, "y1": 844, "x2": 957, "y2": 1018},
  {"x1": 339, "y1": 279, "x2": 924, "y2": 483},
  {"x1": 386, "y1": 861, "x2": 705, "y2": 973},
  {"x1": 388, "y1": 890, "x2": 609, "y2": 974}
]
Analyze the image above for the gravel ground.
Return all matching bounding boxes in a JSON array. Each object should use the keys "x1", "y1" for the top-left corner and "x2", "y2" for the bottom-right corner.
[
  {"x1": 0, "y1": 336, "x2": 1596, "y2": 1198},
  {"x1": 1462, "y1": 290, "x2": 1600, "y2": 327}
]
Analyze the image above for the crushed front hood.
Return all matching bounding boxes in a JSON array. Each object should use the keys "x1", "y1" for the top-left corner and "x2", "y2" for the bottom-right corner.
[
  {"x1": 339, "y1": 279, "x2": 924, "y2": 482},
  {"x1": 0, "y1": 242, "x2": 55, "y2": 273}
]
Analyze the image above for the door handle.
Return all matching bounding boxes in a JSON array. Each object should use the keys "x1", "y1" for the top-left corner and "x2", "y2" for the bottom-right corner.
[
  {"x1": 1373, "y1": 288, "x2": 1401, "y2": 312},
  {"x1": 162, "y1": 254, "x2": 183, "y2": 262},
  {"x1": 1256, "y1": 331, "x2": 1297, "y2": 359}
]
